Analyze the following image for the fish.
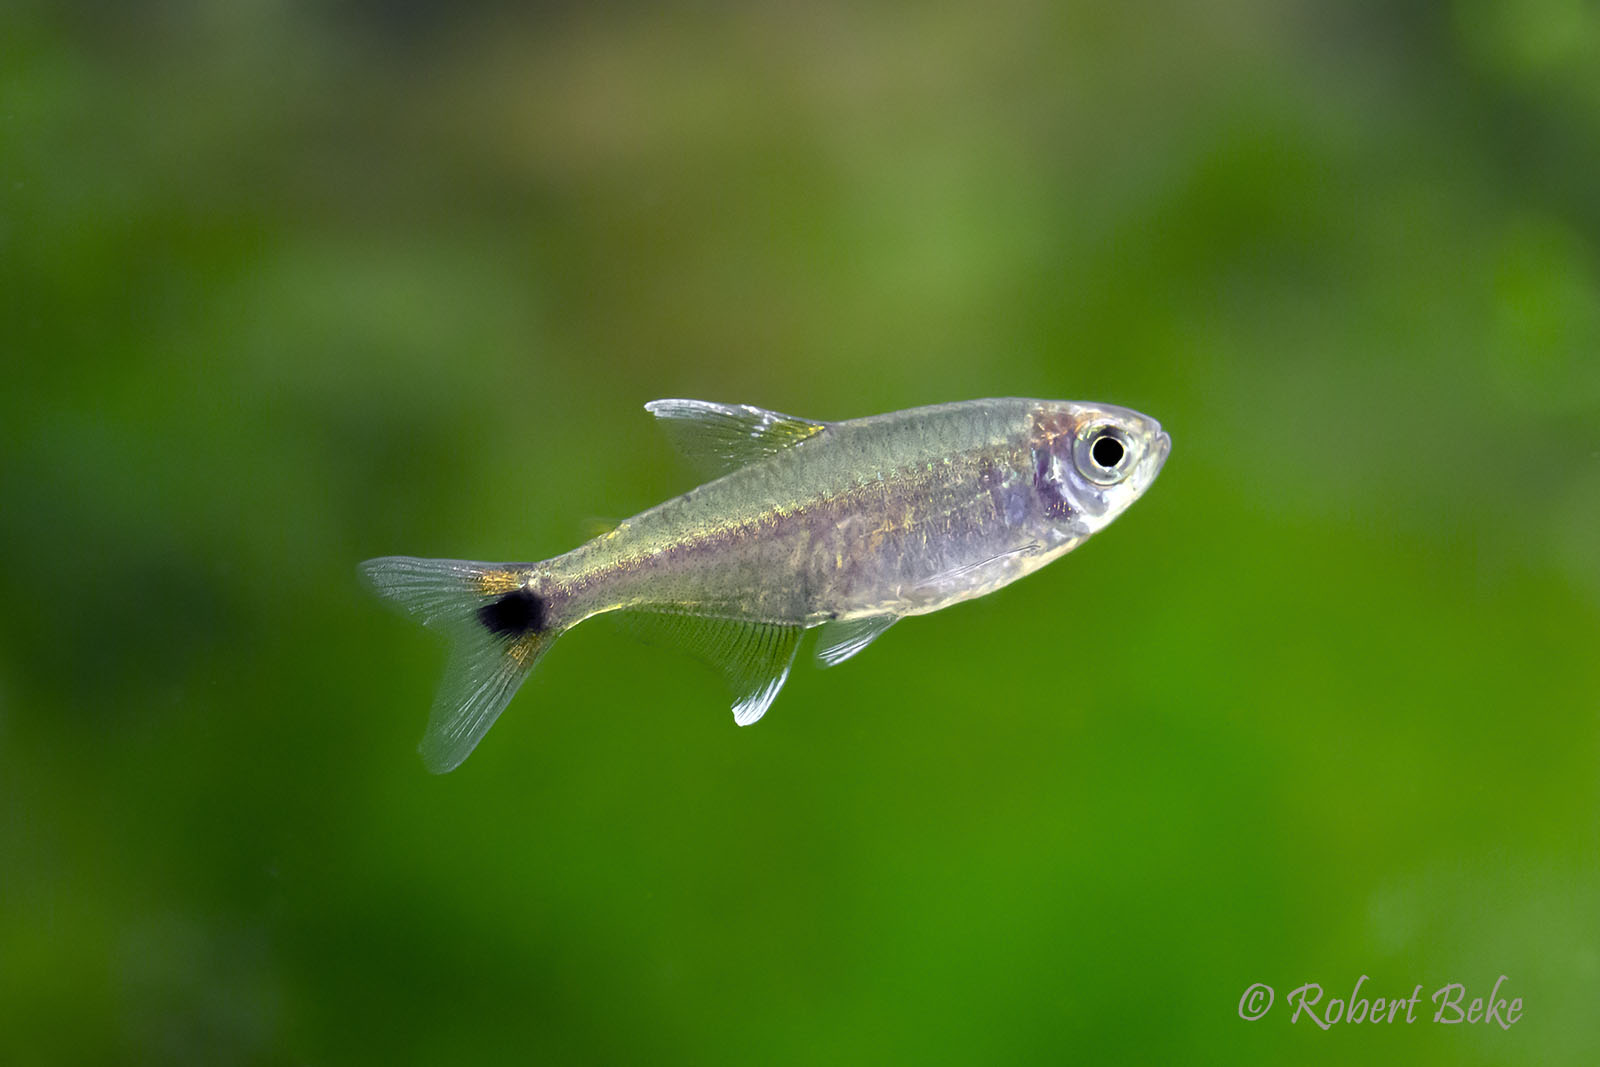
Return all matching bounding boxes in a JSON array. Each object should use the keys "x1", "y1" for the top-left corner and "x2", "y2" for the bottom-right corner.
[{"x1": 361, "y1": 397, "x2": 1170, "y2": 771}]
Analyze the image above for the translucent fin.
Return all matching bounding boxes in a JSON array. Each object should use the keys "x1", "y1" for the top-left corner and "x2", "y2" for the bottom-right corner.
[
  {"x1": 420, "y1": 625, "x2": 551, "y2": 772},
  {"x1": 580, "y1": 516, "x2": 620, "y2": 539},
  {"x1": 644, "y1": 399, "x2": 827, "y2": 477},
  {"x1": 814, "y1": 614, "x2": 899, "y2": 667},
  {"x1": 359, "y1": 556, "x2": 529, "y2": 625},
  {"x1": 911, "y1": 543, "x2": 1044, "y2": 597},
  {"x1": 616, "y1": 610, "x2": 802, "y2": 725},
  {"x1": 359, "y1": 556, "x2": 557, "y2": 773}
]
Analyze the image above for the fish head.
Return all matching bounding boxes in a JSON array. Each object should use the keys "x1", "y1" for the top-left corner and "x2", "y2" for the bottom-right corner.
[{"x1": 1030, "y1": 401, "x2": 1171, "y2": 536}]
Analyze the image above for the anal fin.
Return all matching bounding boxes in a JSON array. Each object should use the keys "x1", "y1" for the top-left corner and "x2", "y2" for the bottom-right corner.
[{"x1": 616, "y1": 611, "x2": 802, "y2": 725}]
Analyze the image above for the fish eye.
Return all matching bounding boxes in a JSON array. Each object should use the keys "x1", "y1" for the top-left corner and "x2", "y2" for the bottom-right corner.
[
  {"x1": 1074, "y1": 424, "x2": 1134, "y2": 485},
  {"x1": 1091, "y1": 435, "x2": 1124, "y2": 469}
]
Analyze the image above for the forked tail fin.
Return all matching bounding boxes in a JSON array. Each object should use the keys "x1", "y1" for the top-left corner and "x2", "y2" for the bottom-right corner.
[{"x1": 359, "y1": 556, "x2": 557, "y2": 773}]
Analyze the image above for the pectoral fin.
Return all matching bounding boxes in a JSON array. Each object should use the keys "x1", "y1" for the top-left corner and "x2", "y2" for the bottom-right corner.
[
  {"x1": 615, "y1": 610, "x2": 803, "y2": 725},
  {"x1": 644, "y1": 399, "x2": 827, "y2": 477},
  {"x1": 910, "y1": 543, "x2": 1044, "y2": 598}
]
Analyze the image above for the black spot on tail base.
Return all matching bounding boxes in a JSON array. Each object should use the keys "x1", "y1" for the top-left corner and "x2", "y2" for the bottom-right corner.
[{"x1": 478, "y1": 588, "x2": 545, "y2": 639}]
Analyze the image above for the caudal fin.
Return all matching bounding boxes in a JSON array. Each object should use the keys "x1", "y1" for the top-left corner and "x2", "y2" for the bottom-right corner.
[{"x1": 359, "y1": 556, "x2": 556, "y2": 773}]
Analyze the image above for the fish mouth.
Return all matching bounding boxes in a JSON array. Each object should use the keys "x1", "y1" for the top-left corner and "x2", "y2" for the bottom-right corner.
[{"x1": 1151, "y1": 430, "x2": 1171, "y2": 473}]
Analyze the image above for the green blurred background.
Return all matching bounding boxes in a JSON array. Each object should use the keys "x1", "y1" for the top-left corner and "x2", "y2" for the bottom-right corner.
[{"x1": 3, "y1": 0, "x2": 1598, "y2": 1062}]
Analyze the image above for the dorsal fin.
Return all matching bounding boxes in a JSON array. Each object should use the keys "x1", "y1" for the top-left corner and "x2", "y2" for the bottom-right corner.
[{"x1": 645, "y1": 399, "x2": 826, "y2": 477}]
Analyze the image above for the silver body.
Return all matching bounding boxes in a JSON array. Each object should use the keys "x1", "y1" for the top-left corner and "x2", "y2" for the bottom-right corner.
[
  {"x1": 549, "y1": 398, "x2": 1168, "y2": 627},
  {"x1": 362, "y1": 397, "x2": 1170, "y2": 771}
]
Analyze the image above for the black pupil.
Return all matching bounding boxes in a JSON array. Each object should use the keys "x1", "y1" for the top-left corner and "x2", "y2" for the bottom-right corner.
[{"x1": 1091, "y1": 434, "x2": 1125, "y2": 469}]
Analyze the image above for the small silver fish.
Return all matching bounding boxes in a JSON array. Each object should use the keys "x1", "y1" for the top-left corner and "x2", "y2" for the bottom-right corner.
[{"x1": 363, "y1": 398, "x2": 1170, "y2": 771}]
